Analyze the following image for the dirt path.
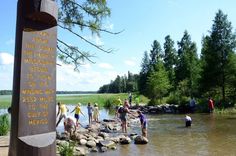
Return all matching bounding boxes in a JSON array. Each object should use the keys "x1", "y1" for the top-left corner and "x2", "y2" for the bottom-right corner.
[{"x1": 0, "y1": 136, "x2": 9, "y2": 156}]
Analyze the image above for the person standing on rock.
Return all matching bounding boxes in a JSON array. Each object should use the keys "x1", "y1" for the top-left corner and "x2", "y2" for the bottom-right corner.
[
  {"x1": 71, "y1": 103, "x2": 85, "y2": 127},
  {"x1": 87, "y1": 102, "x2": 93, "y2": 125},
  {"x1": 118, "y1": 103, "x2": 133, "y2": 134},
  {"x1": 56, "y1": 102, "x2": 69, "y2": 127},
  {"x1": 137, "y1": 110, "x2": 147, "y2": 137},
  {"x1": 93, "y1": 103, "x2": 100, "y2": 122}
]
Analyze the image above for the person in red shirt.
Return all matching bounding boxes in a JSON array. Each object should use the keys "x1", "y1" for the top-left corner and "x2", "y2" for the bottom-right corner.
[{"x1": 208, "y1": 97, "x2": 214, "y2": 113}]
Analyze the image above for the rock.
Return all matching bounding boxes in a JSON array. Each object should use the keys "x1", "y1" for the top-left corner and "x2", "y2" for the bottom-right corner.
[
  {"x1": 91, "y1": 147, "x2": 98, "y2": 152},
  {"x1": 110, "y1": 137, "x2": 120, "y2": 143},
  {"x1": 120, "y1": 137, "x2": 131, "y2": 144},
  {"x1": 99, "y1": 140, "x2": 115, "y2": 148},
  {"x1": 107, "y1": 123, "x2": 114, "y2": 131},
  {"x1": 134, "y1": 136, "x2": 149, "y2": 144},
  {"x1": 100, "y1": 146, "x2": 108, "y2": 152},
  {"x1": 75, "y1": 146, "x2": 89, "y2": 156},
  {"x1": 79, "y1": 139, "x2": 87, "y2": 145},
  {"x1": 86, "y1": 140, "x2": 97, "y2": 148},
  {"x1": 98, "y1": 132, "x2": 109, "y2": 139},
  {"x1": 87, "y1": 136, "x2": 96, "y2": 141},
  {"x1": 110, "y1": 146, "x2": 117, "y2": 150}
]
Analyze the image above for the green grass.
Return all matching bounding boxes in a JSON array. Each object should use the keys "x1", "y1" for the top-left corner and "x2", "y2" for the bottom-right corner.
[
  {"x1": 0, "y1": 93, "x2": 149, "y2": 109},
  {"x1": 0, "y1": 95, "x2": 11, "y2": 109},
  {"x1": 214, "y1": 107, "x2": 236, "y2": 114},
  {"x1": 0, "y1": 114, "x2": 10, "y2": 136}
]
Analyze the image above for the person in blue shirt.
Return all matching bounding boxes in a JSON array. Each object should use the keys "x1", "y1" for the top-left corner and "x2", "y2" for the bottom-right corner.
[{"x1": 137, "y1": 110, "x2": 147, "y2": 137}]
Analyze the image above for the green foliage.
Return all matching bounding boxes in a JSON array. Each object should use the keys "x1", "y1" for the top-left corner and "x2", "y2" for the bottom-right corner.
[
  {"x1": 0, "y1": 114, "x2": 10, "y2": 136},
  {"x1": 57, "y1": 0, "x2": 118, "y2": 70},
  {"x1": 146, "y1": 61, "x2": 170, "y2": 102},
  {"x1": 104, "y1": 97, "x2": 116, "y2": 108},
  {"x1": 214, "y1": 107, "x2": 236, "y2": 114},
  {"x1": 149, "y1": 40, "x2": 163, "y2": 69},
  {"x1": 200, "y1": 9, "x2": 236, "y2": 103},
  {"x1": 98, "y1": 71, "x2": 139, "y2": 93},
  {"x1": 175, "y1": 31, "x2": 200, "y2": 97},
  {"x1": 163, "y1": 35, "x2": 177, "y2": 88},
  {"x1": 0, "y1": 95, "x2": 11, "y2": 109},
  {"x1": 166, "y1": 92, "x2": 189, "y2": 106},
  {"x1": 58, "y1": 141, "x2": 75, "y2": 156},
  {"x1": 139, "y1": 51, "x2": 150, "y2": 95}
]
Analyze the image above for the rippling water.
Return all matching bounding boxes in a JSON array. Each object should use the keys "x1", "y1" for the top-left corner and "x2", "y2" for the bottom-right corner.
[
  {"x1": 91, "y1": 113, "x2": 236, "y2": 156},
  {"x1": 1, "y1": 106, "x2": 236, "y2": 156}
]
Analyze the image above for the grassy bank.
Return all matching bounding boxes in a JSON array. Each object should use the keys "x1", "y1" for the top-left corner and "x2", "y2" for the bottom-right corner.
[
  {"x1": 214, "y1": 107, "x2": 236, "y2": 115},
  {"x1": 0, "y1": 95, "x2": 11, "y2": 109},
  {"x1": 0, "y1": 93, "x2": 149, "y2": 109}
]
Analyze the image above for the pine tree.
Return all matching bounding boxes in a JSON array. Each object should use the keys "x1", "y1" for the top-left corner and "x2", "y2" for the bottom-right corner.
[
  {"x1": 163, "y1": 35, "x2": 177, "y2": 88},
  {"x1": 149, "y1": 40, "x2": 162, "y2": 71},
  {"x1": 176, "y1": 31, "x2": 200, "y2": 97},
  {"x1": 200, "y1": 10, "x2": 236, "y2": 102}
]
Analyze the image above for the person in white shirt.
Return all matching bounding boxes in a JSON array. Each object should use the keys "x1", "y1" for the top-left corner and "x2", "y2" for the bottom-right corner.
[{"x1": 185, "y1": 115, "x2": 192, "y2": 127}]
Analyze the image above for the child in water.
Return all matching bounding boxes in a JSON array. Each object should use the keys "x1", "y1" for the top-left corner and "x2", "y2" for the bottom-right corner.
[{"x1": 137, "y1": 110, "x2": 148, "y2": 137}]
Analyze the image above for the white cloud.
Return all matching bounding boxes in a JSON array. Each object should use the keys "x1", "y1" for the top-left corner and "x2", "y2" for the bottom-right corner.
[
  {"x1": 104, "y1": 21, "x2": 114, "y2": 30},
  {"x1": 98, "y1": 63, "x2": 113, "y2": 69},
  {"x1": 57, "y1": 61, "x2": 118, "y2": 91},
  {"x1": 0, "y1": 52, "x2": 14, "y2": 65},
  {"x1": 80, "y1": 63, "x2": 91, "y2": 69},
  {"x1": 124, "y1": 57, "x2": 137, "y2": 67},
  {"x1": 0, "y1": 53, "x2": 14, "y2": 89}
]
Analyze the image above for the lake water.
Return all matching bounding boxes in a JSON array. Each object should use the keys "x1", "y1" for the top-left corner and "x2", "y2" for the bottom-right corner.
[{"x1": 1, "y1": 106, "x2": 236, "y2": 156}]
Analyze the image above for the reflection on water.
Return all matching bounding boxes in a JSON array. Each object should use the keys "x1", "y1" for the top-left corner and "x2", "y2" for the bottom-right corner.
[{"x1": 56, "y1": 105, "x2": 112, "y2": 132}]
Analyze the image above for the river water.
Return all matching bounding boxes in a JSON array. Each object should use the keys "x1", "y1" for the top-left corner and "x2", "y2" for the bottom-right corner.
[
  {"x1": 1, "y1": 106, "x2": 236, "y2": 156},
  {"x1": 92, "y1": 113, "x2": 236, "y2": 156}
]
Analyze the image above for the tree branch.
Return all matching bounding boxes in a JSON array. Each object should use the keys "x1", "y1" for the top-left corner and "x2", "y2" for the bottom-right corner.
[
  {"x1": 57, "y1": 38, "x2": 95, "y2": 63},
  {"x1": 64, "y1": 0, "x2": 109, "y2": 17},
  {"x1": 58, "y1": 24, "x2": 113, "y2": 53},
  {"x1": 58, "y1": 20, "x2": 124, "y2": 35}
]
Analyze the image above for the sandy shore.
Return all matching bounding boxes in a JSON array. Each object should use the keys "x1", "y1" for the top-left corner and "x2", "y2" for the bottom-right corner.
[{"x1": 0, "y1": 136, "x2": 9, "y2": 156}]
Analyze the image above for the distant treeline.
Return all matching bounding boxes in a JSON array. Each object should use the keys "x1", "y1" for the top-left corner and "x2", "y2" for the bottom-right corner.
[
  {"x1": 56, "y1": 91, "x2": 97, "y2": 94},
  {"x1": 0, "y1": 90, "x2": 96, "y2": 95},
  {"x1": 0, "y1": 90, "x2": 12, "y2": 95}
]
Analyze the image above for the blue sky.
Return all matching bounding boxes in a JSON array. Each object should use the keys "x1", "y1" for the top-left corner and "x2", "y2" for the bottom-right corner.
[{"x1": 1, "y1": 0, "x2": 236, "y2": 91}]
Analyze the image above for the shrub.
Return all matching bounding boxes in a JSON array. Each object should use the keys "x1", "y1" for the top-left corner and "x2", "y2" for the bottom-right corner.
[
  {"x1": 166, "y1": 92, "x2": 189, "y2": 106},
  {"x1": 0, "y1": 114, "x2": 10, "y2": 136},
  {"x1": 58, "y1": 141, "x2": 75, "y2": 156},
  {"x1": 104, "y1": 98, "x2": 115, "y2": 108}
]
